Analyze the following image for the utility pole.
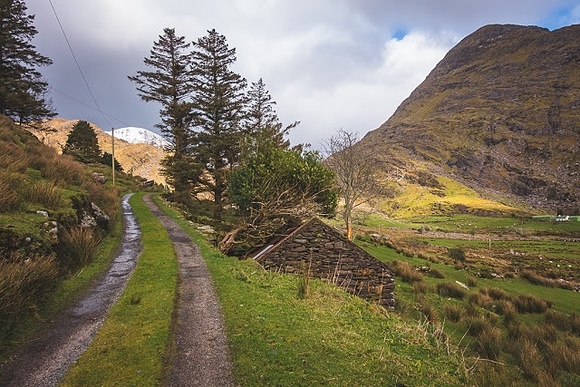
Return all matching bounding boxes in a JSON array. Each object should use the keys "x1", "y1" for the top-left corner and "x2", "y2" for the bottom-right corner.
[{"x1": 111, "y1": 127, "x2": 115, "y2": 186}]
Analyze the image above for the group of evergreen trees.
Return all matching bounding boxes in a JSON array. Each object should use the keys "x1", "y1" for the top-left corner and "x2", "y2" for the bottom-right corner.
[
  {"x1": 0, "y1": 0, "x2": 54, "y2": 125},
  {"x1": 130, "y1": 28, "x2": 336, "y2": 221}
]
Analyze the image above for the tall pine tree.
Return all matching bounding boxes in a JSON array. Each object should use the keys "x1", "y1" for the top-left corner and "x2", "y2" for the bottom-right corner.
[
  {"x1": 190, "y1": 29, "x2": 247, "y2": 220},
  {"x1": 244, "y1": 78, "x2": 297, "y2": 155},
  {"x1": 0, "y1": 0, "x2": 54, "y2": 124},
  {"x1": 128, "y1": 28, "x2": 199, "y2": 205}
]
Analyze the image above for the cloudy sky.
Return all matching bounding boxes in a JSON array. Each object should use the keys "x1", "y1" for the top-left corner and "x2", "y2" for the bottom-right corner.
[{"x1": 27, "y1": 0, "x2": 579, "y2": 149}]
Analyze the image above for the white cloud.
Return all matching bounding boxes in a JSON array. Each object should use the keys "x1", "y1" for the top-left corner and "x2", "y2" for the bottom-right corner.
[{"x1": 26, "y1": 0, "x2": 579, "y2": 149}]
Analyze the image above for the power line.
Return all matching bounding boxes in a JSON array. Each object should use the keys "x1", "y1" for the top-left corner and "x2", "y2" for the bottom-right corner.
[
  {"x1": 51, "y1": 87, "x2": 132, "y2": 127},
  {"x1": 47, "y1": 0, "x2": 113, "y2": 129}
]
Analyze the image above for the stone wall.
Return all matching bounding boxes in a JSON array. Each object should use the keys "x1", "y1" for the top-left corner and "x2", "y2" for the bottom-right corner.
[{"x1": 256, "y1": 218, "x2": 395, "y2": 309}]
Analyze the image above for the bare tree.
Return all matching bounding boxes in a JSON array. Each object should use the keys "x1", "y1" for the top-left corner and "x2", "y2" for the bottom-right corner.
[{"x1": 324, "y1": 129, "x2": 382, "y2": 240}]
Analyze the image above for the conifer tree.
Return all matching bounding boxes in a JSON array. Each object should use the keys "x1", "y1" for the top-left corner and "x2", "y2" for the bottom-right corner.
[
  {"x1": 244, "y1": 78, "x2": 297, "y2": 155},
  {"x1": 63, "y1": 120, "x2": 102, "y2": 164},
  {"x1": 0, "y1": 0, "x2": 55, "y2": 124},
  {"x1": 190, "y1": 29, "x2": 247, "y2": 220},
  {"x1": 128, "y1": 28, "x2": 199, "y2": 205}
]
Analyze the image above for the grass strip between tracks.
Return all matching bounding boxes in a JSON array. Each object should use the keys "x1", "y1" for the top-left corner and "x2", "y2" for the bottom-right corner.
[{"x1": 61, "y1": 193, "x2": 178, "y2": 386}]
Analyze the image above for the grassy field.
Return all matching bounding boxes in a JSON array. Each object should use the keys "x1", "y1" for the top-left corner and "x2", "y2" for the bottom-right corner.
[{"x1": 155, "y1": 197, "x2": 470, "y2": 386}]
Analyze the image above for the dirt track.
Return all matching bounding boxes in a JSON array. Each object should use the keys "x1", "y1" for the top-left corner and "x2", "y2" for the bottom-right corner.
[
  {"x1": 142, "y1": 195, "x2": 234, "y2": 386},
  {"x1": 0, "y1": 194, "x2": 141, "y2": 387},
  {"x1": 0, "y1": 194, "x2": 234, "y2": 386}
]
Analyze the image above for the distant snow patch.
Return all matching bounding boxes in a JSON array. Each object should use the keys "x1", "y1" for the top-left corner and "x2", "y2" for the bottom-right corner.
[{"x1": 105, "y1": 127, "x2": 170, "y2": 148}]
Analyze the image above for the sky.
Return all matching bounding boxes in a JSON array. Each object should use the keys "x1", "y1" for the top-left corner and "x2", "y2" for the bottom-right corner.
[{"x1": 27, "y1": 0, "x2": 580, "y2": 149}]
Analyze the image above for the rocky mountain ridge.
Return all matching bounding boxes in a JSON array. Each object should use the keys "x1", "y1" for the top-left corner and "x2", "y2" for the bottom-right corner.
[{"x1": 359, "y1": 24, "x2": 579, "y2": 215}]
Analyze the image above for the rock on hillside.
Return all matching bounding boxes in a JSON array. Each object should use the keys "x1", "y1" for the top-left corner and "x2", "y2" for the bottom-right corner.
[
  {"x1": 30, "y1": 118, "x2": 166, "y2": 185},
  {"x1": 360, "y1": 24, "x2": 579, "y2": 214}
]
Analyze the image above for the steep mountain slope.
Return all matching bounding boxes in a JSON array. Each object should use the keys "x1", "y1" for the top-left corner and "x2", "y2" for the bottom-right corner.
[
  {"x1": 360, "y1": 24, "x2": 579, "y2": 216},
  {"x1": 30, "y1": 118, "x2": 166, "y2": 185}
]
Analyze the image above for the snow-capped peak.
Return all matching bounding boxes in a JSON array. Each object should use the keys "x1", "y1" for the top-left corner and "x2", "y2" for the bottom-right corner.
[{"x1": 105, "y1": 127, "x2": 170, "y2": 148}]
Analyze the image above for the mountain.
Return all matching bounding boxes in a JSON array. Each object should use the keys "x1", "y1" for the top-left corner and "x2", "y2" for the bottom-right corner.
[
  {"x1": 104, "y1": 127, "x2": 170, "y2": 148},
  {"x1": 29, "y1": 118, "x2": 167, "y2": 185},
  {"x1": 358, "y1": 24, "x2": 579, "y2": 217}
]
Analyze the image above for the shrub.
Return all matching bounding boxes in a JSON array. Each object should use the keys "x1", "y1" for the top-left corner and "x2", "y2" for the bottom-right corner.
[
  {"x1": 466, "y1": 276, "x2": 478, "y2": 287},
  {"x1": 428, "y1": 268, "x2": 445, "y2": 278},
  {"x1": 420, "y1": 303, "x2": 439, "y2": 323},
  {"x1": 466, "y1": 315, "x2": 492, "y2": 336},
  {"x1": 42, "y1": 154, "x2": 86, "y2": 186},
  {"x1": 514, "y1": 294, "x2": 550, "y2": 314},
  {"x1": 0, "y1": 173, "x2": 21, "y2": 212},
  {"x1": 413, "y1": 280, "x2": 428, "y2": 295},
  {"x1": 391, "y1": 260, "x2": 424, "y2": 284},
  {"x1": 517, "y1": 340, "x2": 551, "y2": 383},
  {"x1": 448, "y1": 247, "x2": 466, "y2": 262},
  {"x1": 0, "y1": 255, "x2": 59, "y2": 336},
  {"x1": 495, "y1": 299, "x2": 518, "y2": 322},
  {"x1": 444, "y1": 303, "x2": 464, "y2": 323},
  {"x1": 57, "y1": 227, "x2": 101, "y2": 272},
  {"x1": 473, "y1": 325, "x2": 502, "y2": 360},
  {"x1": 436, "y1": 282, "x2": 466, "y2": 300},
  {"x1": 486, "y1": 287, "x2": 511, "y2": 301},
  {"x1": 546, "y1": 337, "x2": 580, "y2": 375},
  {"x1": 520, "y1": 269, "x2": 554, "y2": 288},
  {"x1": 26, "y1": 181, "x2": 67, "y2": 209},
  {"x1": 468, "y1": 292, "x2": 492, "y2": 308}
]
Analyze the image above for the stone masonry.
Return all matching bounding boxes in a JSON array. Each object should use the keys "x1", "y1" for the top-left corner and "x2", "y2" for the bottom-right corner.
[{"x1": 254, "y1": 218, "x2": 395, "y2": 309}]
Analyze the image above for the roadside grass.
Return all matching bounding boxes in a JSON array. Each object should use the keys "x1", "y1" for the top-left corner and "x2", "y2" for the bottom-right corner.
[
  {"x1": 61, "y1": 193, "x2": 177, "y2": 386},
  {"x1": 0, "y1": 208, "x2": 122, "y2": 361},
  {"x1": 154, "y1": 197, "x2": 469, "y2": 386}
]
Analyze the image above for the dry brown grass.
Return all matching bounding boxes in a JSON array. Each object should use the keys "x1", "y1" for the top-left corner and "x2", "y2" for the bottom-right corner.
[
  {"x1": 391, "y1": 260, "x2": 424, "y2": 283},
  {"x1": 0, "y1": 255, "x2": 59, "y2": 335}
]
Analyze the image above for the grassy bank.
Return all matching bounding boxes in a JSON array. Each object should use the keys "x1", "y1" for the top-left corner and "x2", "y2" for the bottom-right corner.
[
  {"x1": 154, "y1": 197, "x2": 468, "y2": 386},
  {"x1": 62, "y1": 193, "x2": 178, "y2": 386}
]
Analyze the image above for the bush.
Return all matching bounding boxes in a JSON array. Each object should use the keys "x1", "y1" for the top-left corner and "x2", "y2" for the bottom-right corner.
[
  {"x1": 0, "y1": 255, "x2": 59, "y2": 336},
  {"x1": 473, "y1": 325, "x2": 502, "y2": 360},
  {"x1": 517, "y1": 340, "x2": 551, "y2": 383},
  {"x1": 466, "y1": 315, "x2": 492, "y2": 336},
  {"x1": 436, "y1": 282, "x2": 466, "y2": 300},
  {"x1": 495, "y1": 299, "x2": 518, "y2": 322},
  {"x1": 420, "y1": 303, "x2": 439, "y2": 323},
  {"x1": 57, "y1": 227, "x2": 101, "y2": 272},
  {"x1": 448, "y1": 247, "x2": 466, "y2": 262},
  {"x1": 0, "y1": 173, "x2": 21, "y2": 212},
  {"x1": 444, "y1": 304, "x2": 464, "y2": 323},
  {"x1": 413, "y1": 280, "x2": 428, "y2": 295},
  {"x1": 466, "y1": 276, "x2": 478, "y2": 287},
  {"x1": 520, "y1": 269, "x2": 554, "y2": 288},
  {"x1": 391, "y1": 260, "x2": 424, "y2": 284},
  {"x1": 514, "y1": 294, "x2": 550, "y2": 314},
  {"x1": 485, "y1": 287, "x2": 511, "y2": 301},
  {"x1": 428, "y1": 268, "x2": 445, "y2": 278},
  {"x1": 26, "y1": 181, "x2": 67, "y2": 209}
]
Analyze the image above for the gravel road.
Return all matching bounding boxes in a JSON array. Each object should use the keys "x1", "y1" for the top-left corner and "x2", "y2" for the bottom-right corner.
[
  {"x1": 0, "y1": 193, "x2": 234, "y2": 386},
  {"x1": 0, "y1": 193, "x2": 142, "y2": 387},
  {"x1": 142, "y1": 195, "x2": 234, "y2": 387}
]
